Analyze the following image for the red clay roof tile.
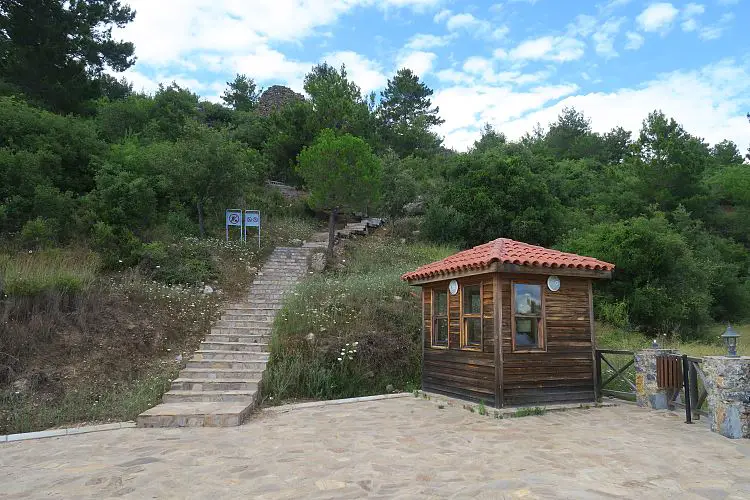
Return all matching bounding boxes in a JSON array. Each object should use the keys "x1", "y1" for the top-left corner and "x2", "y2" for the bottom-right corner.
[{"x1": 401, "y1": 238, "x2": 614, "y2": 281}]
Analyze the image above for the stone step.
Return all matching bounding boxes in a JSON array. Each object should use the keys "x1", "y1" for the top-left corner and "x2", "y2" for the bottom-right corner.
[
  {"x1": 186, "y1": 359, "x2": 267, "y2": 370},
  {"x1": 200, "y1": 341, "x2": 268, "y2": 352},
  {"x1": 225, "y1": 305, "x2": 283, "y2": 312},
  {"x1": 210, "y1": 326, "x2": 272, "y2": 335},
  {"x1": 193, "y1": 350, "x2": 270, "y2": 361},
  {"x1": 215, "y1": 320, "x2": 273, "y2": 328},
  {"x1": 205, "y1": 333, "x2": 270, "y2": 343},
  {"x1": 221, "y1": 314, "x2": 275, "y2": 322},
  {"x1": 137, "y1": 402, "x2": 254, "y2": 428},
  {"x1": 180, "y1": 368, "x2": 265, "y2": 379},
  {"x1": 163, "y1": 390, "x2": 256, "y2": 403},
  {"x1": 171, "y1": 378, "x2": 259, "y2": 392}
]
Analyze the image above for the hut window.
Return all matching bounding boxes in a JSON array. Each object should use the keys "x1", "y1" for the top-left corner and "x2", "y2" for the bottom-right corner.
[
  {"x1": 461, "y1": 284, "x2": 482, "y2": 348},
  {"x1": 512, "y1": 283, "x2": 545, "y2": 351},
  {"x1": 432, "y1": 290, "x2": 449, "y2": 347}
]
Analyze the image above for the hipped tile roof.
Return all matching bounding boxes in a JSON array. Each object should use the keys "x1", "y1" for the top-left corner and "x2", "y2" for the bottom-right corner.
[{"x1": 401, "y1": 238, "x2": 614, "y2": 281}]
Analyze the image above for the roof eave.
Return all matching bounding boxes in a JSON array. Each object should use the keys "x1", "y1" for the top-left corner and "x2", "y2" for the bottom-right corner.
[{"x1": 403, "y1": 262, "x2": 613, "y2": 285}]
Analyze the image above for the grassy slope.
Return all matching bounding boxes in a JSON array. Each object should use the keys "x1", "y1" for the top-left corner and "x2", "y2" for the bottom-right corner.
[
  {"x1": 0, "y1": 216, "x2": 317, "y2": 434},
  {"x1": 262, "y1": 229, "x2": 454, "y2": 404}
]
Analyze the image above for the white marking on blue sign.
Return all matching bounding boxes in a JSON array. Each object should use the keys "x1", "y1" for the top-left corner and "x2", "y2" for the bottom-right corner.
[{"x1": 244, "y1": 211, "x2": 260, "y2": 227}]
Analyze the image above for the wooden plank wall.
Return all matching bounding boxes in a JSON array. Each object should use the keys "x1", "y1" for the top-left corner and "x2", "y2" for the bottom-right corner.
[
  {"x1": 501, "y1": 276, "x2": 595, "y2": 405},
  {"x1": 422, "y1": 277, "x2": 496, "y2": 405},
  {"x1": 423, "y1": 349, "x2": 495, "y2": 405}
]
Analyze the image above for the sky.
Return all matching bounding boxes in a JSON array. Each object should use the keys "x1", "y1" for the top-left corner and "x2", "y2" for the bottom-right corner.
[{"x1": 116, "y1": 0, "x2": 750, "y2": 151}]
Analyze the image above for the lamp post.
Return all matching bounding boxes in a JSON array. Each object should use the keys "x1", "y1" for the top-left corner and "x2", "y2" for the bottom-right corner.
[{"x1": 721, "y1": 324, "x2": 740, "y2": 357}]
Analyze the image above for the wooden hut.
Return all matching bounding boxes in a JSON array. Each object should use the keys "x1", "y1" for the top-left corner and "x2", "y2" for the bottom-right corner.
[{"x1": 401, "y1": 238, "x2": 614, "y2": 407}]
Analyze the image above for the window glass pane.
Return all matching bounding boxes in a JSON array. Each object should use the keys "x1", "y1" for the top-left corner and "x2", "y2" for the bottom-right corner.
[
  {"x1": 466, "y1": 317, "x2": 481, "y2": 345},
  {"x1": 463, "y1": 285, "x2": 481, "y2": 314},
  {"x1": 435, "y1": 291, "x2": 447, "y2": 316},
  {"x1": 435, "y1": 318, "x2": 448, "y2": 344},
  {"x1": 514, "y1": 284, "x2": 542, "y2": 316},
  {"x1": 515, "y1": 317, "x2": 539, "y2": 347}
]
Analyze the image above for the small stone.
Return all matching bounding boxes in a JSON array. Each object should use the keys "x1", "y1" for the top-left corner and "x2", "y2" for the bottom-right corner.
[
  {"x1": 290, "y1": 238, "x2": 303, "y2": 246},
  {"x1": 310, "y1": 253, "x2": 326, "y2": 273},
  {"x1": 386, "y1": 384, "x2": 394, "y2": 392},
  {"x1": 202, "y1": 285, "x2": 214, "y2": 294},
  {"x1": 393, "y1": 295, "x2": 402, "y2": 301},
  {"x1": 306, "y1": 333, "x2": 315, "y2": 341}
]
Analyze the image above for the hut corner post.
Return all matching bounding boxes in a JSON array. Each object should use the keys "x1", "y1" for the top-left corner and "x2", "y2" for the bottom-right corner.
[
  {"x1": 588, "y1": 280, "x2": 598, "y2": 402},
  {"x1": 421, "y1": 287, "x2": 426, "y2": 394},
  {"x1": 494, "y1": 274, "x2": 504, "y2": 408}
]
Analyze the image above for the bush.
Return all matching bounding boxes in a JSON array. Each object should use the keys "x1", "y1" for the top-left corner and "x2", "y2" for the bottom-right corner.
[
  {"x1": 140, "y1": 240, "x2": 217, "y2": 286},
  {"x1": 19, "y1": 218, "x2": 55, "y2": 249},
  {"x1": 563, "y1": 214, "x2": 712, "y2": 337},
  {"x1": 89, "y1": 222, "x2": 143, "y2": 269}
]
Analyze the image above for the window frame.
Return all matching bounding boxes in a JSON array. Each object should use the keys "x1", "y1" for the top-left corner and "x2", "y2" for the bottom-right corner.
[
  {"x1": 460, "y1": 281, "x2": 483, "y2": 350},
  {"x1": 510, "y1": 280, "x2": 547, "y2": 353},
  {"x1": 431, "y1": 287, "x2": 449, "y2": 348}
]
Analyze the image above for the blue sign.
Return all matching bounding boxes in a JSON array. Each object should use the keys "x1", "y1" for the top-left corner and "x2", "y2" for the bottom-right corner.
[
  {"x1": 226, "y1": 209, "x2": 243, "y2": 241},
  {"x1": 244, "y1": 210, "x2": 260, "y2": 227},
  {"x1": 226, "y1": 210, "x2": 242, "y2": 227}
]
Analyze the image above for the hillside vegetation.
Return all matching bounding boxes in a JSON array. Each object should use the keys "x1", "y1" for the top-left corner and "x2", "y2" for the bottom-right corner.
[
  {"x1": 1, "y1": 1, "x2": 750, "y2": 428},
  {"x1": 263, "y1": 230, "x2": 454, "y2": 402}
]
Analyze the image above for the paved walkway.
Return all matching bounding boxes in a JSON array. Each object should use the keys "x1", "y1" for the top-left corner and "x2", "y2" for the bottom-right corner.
[{"x1": 2, "y1": 398, "x2": 750, "y2": 499}]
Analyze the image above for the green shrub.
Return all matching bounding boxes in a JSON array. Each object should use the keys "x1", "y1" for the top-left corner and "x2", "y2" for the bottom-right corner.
[
  {"x1": 20, "y1": 217, "x2": 55, "y2": 249},
  {"x1": 140, "y1": 239, "x2": 217, "y2": 286},
  {"x1": 390, "y1": 217, "x2": 424, "y2": 241},
  {"x1": 89, "y1": 222, "x2": 143, "y2": 269},
  {"x1": 563, "y1": 213, "x2": 712, "y2": 337}
]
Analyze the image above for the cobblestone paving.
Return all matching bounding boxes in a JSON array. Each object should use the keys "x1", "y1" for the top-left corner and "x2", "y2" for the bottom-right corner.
[{"x1": 2, "y1": 398, "x2": 750, "y2": 499}]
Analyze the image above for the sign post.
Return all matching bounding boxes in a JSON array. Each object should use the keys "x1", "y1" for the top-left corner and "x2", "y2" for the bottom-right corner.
[
  {"x1": 244, "y1": 210, "x2": 261, "y2": 248},
  {"x1": 225, "y1": 209, "x2": 243, "y2": 241}
]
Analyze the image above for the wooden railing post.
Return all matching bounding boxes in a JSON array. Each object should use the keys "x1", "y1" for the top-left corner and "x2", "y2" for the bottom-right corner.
[{"x1": 595, "y1": 350, "x2": 602, "y2": 400}]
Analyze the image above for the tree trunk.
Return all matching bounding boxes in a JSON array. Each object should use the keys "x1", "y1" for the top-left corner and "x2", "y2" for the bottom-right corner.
[
  {"x1": 327, "y1": 207, "x2": 338, "y2": 257},
  {"x1": 197, "y1": 200, "x2": 205, "y2": 237}
]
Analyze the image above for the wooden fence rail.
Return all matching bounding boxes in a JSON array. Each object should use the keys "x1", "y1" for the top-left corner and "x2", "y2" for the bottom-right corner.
[{"x1": 595, "y1": 349, "x2": 636, "y2": 401}]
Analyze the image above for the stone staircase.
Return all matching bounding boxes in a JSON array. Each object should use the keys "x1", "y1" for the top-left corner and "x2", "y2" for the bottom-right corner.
[
  {"x1": 137, "y1": 246, "x2": 313, "y2": 427},
  {"x1": 336, "y1": 218, "x2": 383, "y2": 239}
]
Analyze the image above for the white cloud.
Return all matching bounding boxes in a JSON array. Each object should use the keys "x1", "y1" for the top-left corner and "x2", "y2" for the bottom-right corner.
[
  {"x1": 405, "y1": 33, "x2": 454, "y2": 50},
  {"x1": 498, "y1": 36, "x2": 586, "y2": 62},
  {"x1": 118, "y1": 0, "x2": 442, "y2": 89},
  {"x1": 681, "y1": 3, "x2": 705, "y2": 32},
  {"x1": 434, "y1": 83, "x2": 580, "y2": 148},
  {"x1": 492, "y1": 25, "x2": 510, "y2": 40},
  {"x1": 636, "y1": 3, "x2": 679, "y2": 33},
  {"x1": 396, "y1": 51, "x2": 437, "y2": 76},
  {"x1": 568, "y1": 14, "x2": 598, "y2": 37},
  {"x1": 683, "y1": 3, "x2": 705, "y2": 17},
  {"x1": 433, "y1": 9, "x2": 452, "y2": 23},
  {"x1": 698, "y1": 13, "x2": 734, "y2": 40},
  {"x1": 592, "y1": 18, "x2": 625, "y2": 58},
  {"x1": 439, "y1": 60, "x2": 750, "y2": 152},
  {"x1": 463, "y1": 56, "x2": 494, "y2": 74},
  {"x1": 323, "y1": 51, "x2": 387, "y2": 93},
  {"x1": 230, "y1": 47, "x2": 311, "y2": 92},
  {"x1": 624, "y1": 31, "x2": 645, "y2": 50},
  {"x1": 444, "y1": 13, "x2": 491, "y2": 34}
]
